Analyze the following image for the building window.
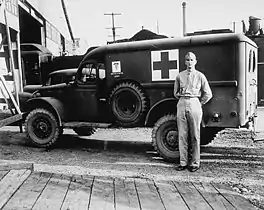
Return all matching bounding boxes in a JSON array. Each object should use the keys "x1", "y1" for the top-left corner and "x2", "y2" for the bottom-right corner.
[
  {"x1": 51, "y1": 26, "x2": 60, "y2": 44},
  {"x1": 47, "y1": 23, "x2": 60, "y2": 44},
  {"x1": 46, "y1": 21, "x2": 52, "y2": 39}
]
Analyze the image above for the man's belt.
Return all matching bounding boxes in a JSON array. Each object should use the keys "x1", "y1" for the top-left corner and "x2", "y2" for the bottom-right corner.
[{"x1": 179, "y1": 95, "x2": 199, "y2": 98}]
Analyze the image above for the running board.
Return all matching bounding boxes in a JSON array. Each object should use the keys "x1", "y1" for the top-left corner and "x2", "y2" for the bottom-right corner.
[{"x1": 62, "y1": 122, "x2": 112, "y2": 129}]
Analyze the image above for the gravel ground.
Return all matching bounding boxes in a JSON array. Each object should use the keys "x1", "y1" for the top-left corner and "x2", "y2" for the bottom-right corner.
[{"x1": 0, "y1": 109, "x2": 264, "y2": 209}]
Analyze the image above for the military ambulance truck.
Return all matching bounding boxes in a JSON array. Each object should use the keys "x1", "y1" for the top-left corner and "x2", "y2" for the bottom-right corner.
[{"x1": 23, "y1": 33, "x2": 258, "y2": 161}]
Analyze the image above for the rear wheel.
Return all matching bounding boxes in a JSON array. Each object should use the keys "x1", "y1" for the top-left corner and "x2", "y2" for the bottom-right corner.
[
  {"x1": 25, "y1": 108, "x2": 59, "y2": 148},
  {"x1": 110, "y1": 82, "x2": 148, "y2": 127},
  {"x1": 73, "y1": 127, "x2": 97, "y2": 136},
  {"x1": 152, "y1": 114, "x2": 179, "y2": 162}
]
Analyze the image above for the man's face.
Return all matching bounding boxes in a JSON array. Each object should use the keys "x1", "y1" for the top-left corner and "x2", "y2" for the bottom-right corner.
[{"x1": 185, "y1": 54, "x2": 197, "y2": 70}]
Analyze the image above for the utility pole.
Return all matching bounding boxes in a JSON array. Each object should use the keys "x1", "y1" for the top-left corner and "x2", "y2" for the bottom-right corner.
[
  {"x1": 182, "y1": 2, "x2": 187, "y2": 36},
  {"x1": 156, "y1": 20, "x2": 159, "y2": 34},
  {"x1": 104, "y1": 13, "x2": 122, "y2": 42},
  {"x1": 61, "y1": 0, "x2": 75, "y2": 43}
]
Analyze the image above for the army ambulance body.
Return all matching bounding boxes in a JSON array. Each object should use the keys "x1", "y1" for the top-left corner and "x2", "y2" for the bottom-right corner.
[{"x1": 24, "y1": 33, "x2": 258, "y2": 161}]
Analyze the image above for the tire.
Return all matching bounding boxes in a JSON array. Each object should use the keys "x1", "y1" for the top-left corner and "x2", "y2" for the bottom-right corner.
[
  {"x1": 73, "y1": 127, "x2": 97, "y2": 136},
  {"x1": 152, "y1": 114, "x2": 179, "y2": 162},
  {"x1": 25, "y1": 108, "x2": 60, "y2": 148},
  {"x1": 200, "y1": 127, "x2": 220, "y2": 145},
  {"x1": 110, "y1": 82, "x2": 148, "y2": 127}
]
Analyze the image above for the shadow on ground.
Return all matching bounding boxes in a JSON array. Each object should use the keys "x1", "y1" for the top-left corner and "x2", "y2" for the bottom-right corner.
[
  {"x1": 56, "y1": 134, "x2": 153, "y2": 153},
  {"x1": 0, "y1": 130, "x2": 153, "y2": 154},
  {"x1": 1, "y1": 129, "x2": 264, "y2": 167}
]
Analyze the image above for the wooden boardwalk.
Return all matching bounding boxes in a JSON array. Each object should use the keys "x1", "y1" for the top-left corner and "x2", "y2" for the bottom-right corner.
[{"x1": 0, "y1": 164, "x2": 257, "y2": 210}]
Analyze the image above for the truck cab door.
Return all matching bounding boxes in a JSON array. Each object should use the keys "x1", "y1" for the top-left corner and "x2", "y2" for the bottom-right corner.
[{"x1": 69, "y1": 61, "x2": 109, "y2": 122}]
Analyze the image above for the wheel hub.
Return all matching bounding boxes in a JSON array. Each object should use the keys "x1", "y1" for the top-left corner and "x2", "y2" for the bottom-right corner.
[
  {"x1": 165, "y1": 130, "x2": 178, "y2": 148},
  {"x1": 33, "y1": 117, "x2": 52, "y2": 139},
  {"x1": 38, "y1": 122, "x2": 48, "y2": 132}
]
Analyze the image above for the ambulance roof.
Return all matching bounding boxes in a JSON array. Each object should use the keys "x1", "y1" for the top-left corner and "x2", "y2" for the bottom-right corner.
[{"x1": 82, "y1": 33, "x2": 257, "y2": 63}]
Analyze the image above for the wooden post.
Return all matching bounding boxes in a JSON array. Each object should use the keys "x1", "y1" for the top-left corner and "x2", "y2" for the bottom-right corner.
[
  {"x1": 0, "y1": 4, "x2": 23, "y2": 129},
  {"x1": 3, "y1": 8, "x2": 19, "y2": 107},
  {"x1": 16, "y1": 32, "x2": 23, "y2": 92},
  {"x1": 0, "y1": 75, "x2": 21, "y2": 115},
  {"x1": 0, "y1": 82, "x2": 15, "y2": 115}
]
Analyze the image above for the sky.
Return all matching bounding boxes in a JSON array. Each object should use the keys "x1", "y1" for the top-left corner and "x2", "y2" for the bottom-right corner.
[{"x1": 65, "y1": 0, "x2": 264, "y2": 54}]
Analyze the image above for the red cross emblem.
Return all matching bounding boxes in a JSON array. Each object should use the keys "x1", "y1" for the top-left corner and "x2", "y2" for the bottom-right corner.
[{"x1": 151, "y1": 50, "x2": 179, "y2": 81}]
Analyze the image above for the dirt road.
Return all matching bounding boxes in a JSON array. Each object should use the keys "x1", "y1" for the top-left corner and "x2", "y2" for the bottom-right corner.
[{"x1": 0, "y1": 108, "x2": 264, "y2": 209}]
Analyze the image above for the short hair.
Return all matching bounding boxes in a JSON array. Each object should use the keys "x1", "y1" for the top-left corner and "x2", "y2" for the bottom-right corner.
[{"x1": 185, "y1": 52, "x2": 196, "y2": 60}]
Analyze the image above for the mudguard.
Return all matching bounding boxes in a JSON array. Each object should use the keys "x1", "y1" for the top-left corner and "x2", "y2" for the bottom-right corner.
[
  {"x1": 25, "y1": 97, "x2": 65, "y2": 126},
  {"x1": 145, "y1": 98, "x2": 208, "y2": 127},
  {"x1": 145, "y1": 98, "x2": 178, "y2": 127}
]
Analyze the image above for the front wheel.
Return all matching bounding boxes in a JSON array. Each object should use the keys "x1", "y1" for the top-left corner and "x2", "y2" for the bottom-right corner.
[
  {"x1": 25, "y1": 108, "x2": 60, "y2": 148},
  {"x1": 152, "y1": 114, "x2": 179, "y2": 162}
]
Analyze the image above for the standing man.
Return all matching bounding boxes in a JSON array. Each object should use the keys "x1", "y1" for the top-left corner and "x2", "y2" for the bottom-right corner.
[{"x1": 174, "y1": 52, "x2": 212, "y2": 172}]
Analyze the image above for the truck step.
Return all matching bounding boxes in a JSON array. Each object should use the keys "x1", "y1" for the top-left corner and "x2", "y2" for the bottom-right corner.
[{"x1": 62, "y1": 122, "x2": 112, "y2": 129}]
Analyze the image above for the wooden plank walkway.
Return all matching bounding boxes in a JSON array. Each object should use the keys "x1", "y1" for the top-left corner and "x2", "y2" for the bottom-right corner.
[{"x1": 0, "y1": 164, "x2": 258, "y2": 210}]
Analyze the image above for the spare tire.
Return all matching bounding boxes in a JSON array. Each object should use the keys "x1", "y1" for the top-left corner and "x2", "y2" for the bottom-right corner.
[
  {"x1": 110, "y1": 82, "x2": 148, "y2": 127},
  {"x1": 73, "y1": 127, "x2": 96, "y2": 136}
]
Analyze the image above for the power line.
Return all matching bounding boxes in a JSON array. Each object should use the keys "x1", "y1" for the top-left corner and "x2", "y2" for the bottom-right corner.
[{"x1": 104, "y1": 13, "x2": 122, "y2": 42}]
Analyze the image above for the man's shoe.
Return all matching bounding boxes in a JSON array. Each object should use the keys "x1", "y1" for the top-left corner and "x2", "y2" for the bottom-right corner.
[
  {"x1": 176, "y1": 165, "x2": 188, "y2": 171},
  {"x1": 189, "y1": 166, "x2": 199, "y2": 172}
]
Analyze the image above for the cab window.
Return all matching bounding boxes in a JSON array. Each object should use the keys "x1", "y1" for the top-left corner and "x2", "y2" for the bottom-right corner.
[
  {"x1": 80, "y1": 63, "x2": 97, "y2": 83},
  {"x1": 98, "y1": 63, "x2": 106, "y2": 79}
]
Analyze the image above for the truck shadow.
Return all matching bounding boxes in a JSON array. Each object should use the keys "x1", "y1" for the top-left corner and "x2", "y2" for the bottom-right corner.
[
  {"x1": 56, "y1": 134, "x2": 264, "y2": 167},
  {"x1": 1, "y1": 130, "x2": 264, "y2": 164},
  {"x1": 0, "y1": 130, "x2": 152, "y2": 154},
  {"x1": 55, "y1": 134, "x2": 153, "y2": 154}
]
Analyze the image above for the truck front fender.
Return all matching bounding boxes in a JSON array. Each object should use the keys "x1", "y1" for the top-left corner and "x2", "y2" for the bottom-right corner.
[
  {"x1": 145, "y1": 98, "x2": 178, "y2": 127},
  {"x1": 25, "y1": 97, "x2": 65, "y2": 126}
]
